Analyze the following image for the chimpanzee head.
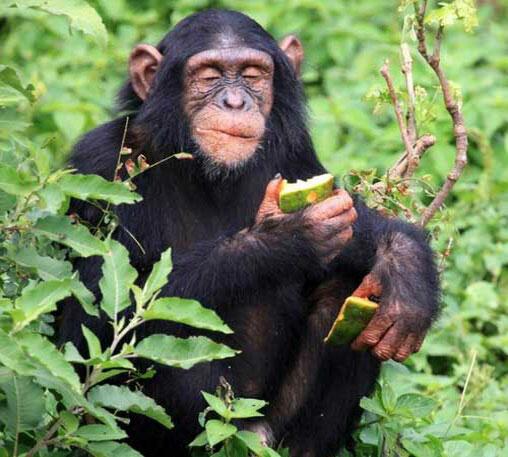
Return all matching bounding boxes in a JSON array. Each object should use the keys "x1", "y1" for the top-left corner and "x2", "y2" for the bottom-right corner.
[{"x1": 119, "y1": 9, "x2": 312, "y2": 179}]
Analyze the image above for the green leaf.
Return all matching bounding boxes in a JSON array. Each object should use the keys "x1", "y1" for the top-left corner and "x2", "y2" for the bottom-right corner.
[
  {"x1": 202, "y1": 392, "x2": 229, "y2": 419},
  {"x1": 82, "y1": 325, "x2": 102, "y2": 359},
  {"x1": 58, "y1": 173, "x2": 141, "y2": 205},
  {"x1": 75, "y1": 424, "x2": 128, "y2": 442},
  {"x1": 0, "y1": 64, "x2": 35, "y2": 103},
  {"x1": 70, "y1": 278, "x2": 99, "y2": 317},
  {"x1": 0, "y1": 189, "x2": 16, "y2": 213},
  {"x1": 37, "y1": 183, "x2": 67, "y2": 213},
  {"x1": 380, "y1": 382, "x2": 397, "y2": 412},
  {"x1": 229, "y1": 398, "x2": 267, "y2": 419},
  {"x1": 425, "y1": 0, "x2": 478, "y2": 33},
  {"x1": 205, "y1": 420, "x2": 237, "y2": 447},
  {"x1": 235, "y1": 431, "x2": 265, "y2": 455},
  {"x1": 8, "y1": 245, "x2": 73, "y2": 281},
  {"x1": 0, "y1": 329, "x2": 34, "y2": 375},
  {"x1": 13, "y1": 278, "x2": 73, "y2": 330},
  {"x1": 144, "y1": 297, "x2": 233, "y2": 334},
  {"x1": 33, "y1": 215, "x2": 107, "y2": 257},
  {"x1": 359, "y1": 396, "x2": 388, "y2": 418},
  {"x1": 33, "y1": 367, "x2": 119, "y2": 430},
  {"x1": 0, "y1": 163, "x2": 38, "y2": 196},
  {"x1": 86, "y1": 441, "x2": 144, "y2": 457},
  {"x1": 226, "y1": 436, "x2": 249, "y2": 457},
  {"x1": 189, "y1": 430, "x2": 209, "y2": 447},
  {"x1": 0, "y1": 372, "x2": 45, "y2": 433},
  {"x1": 141, "y1": 247, "x2": 172, "y2": 302},
  {"x1": 134, "y1": 335, "x2": 239, "y2": 370},
  {"x1": 88, "y1": 384, "x2": 173, "y2": 429},
  {"x1": 395, "y1": 393, "x2": 437, "y2": 418},
  {"x1": 63, "y1": 342, "x2": 86, "y2": 364},
  {"x1": 4, "y1": 0, "x2": 108, "y2": 46},
  {"x1": 17, "y1": 332, "x2": 82, "y2": 393},
  {"x1": 402, "y1": 439, "x2": 443, "y2": 457},
  {"x1": 60, "y1": 410, "x2": 80, "y2": 433},
  {"x1": 99, "y1": 238, "x2": 138, "y2": 320}
]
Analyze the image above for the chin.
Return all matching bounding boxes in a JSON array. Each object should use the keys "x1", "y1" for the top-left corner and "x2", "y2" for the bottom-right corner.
[
  {"x1": 194, "y1": 144, "x2": 260, "y2": 182},
  {"x1": 192, "y1": 136, "x2": 261, "y2": 182}
]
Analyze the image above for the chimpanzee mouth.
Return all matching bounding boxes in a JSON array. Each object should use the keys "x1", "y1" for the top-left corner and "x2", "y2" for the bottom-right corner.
[{"x1": 196, "y1": 127, "x2": 259, "y2": 140}]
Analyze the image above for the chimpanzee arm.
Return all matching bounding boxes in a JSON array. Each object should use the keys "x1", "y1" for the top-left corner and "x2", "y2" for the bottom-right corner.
[
  {"x1": 167, "y1": 213, "x2": 324, "y2": 303},
  {"x1": 333, "y1": 197, "x2": 440, "y2": 361},
  {"x1": 168, "y1": 180, "x2": 356, "y2": 304}
]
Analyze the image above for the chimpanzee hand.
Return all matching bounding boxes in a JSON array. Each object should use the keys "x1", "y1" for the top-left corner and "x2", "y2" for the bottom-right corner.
[
  {"x1": 256, "y1": 176, "x2": 357, "y2": 266},
  {"x1": 350, "y1": 233, "x2": 436, "y2": 362}
]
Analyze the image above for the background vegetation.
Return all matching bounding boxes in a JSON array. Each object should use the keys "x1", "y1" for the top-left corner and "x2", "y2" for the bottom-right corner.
[{"x1": 0, "y1": 0, "x2": 507, "y2": 456}]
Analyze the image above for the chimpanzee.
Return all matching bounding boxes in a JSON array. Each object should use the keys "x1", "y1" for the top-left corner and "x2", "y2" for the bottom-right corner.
[{"x1": 58, "y1": 9, "x2": 439, "y2": 457}]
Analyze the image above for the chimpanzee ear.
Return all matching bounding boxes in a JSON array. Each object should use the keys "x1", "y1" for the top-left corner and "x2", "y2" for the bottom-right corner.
[
  {"x1": 129, "y1": 44, "x2": 163, "y2": 101},
  {"x1": 279, "y1": 35, "x2": 304, "y2": 76}
]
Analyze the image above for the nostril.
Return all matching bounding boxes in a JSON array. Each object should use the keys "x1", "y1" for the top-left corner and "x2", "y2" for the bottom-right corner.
[{"x1": 222, "y1": 91, "x2": 246, "y2": 110}]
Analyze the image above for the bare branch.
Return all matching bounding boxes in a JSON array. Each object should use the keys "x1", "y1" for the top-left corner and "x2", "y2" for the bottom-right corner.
[
  {"x1": 380, "y1": 60, "x2": 417, "y2": 172},
  {"x1": 372, "y1": 134, "x2": 435, "y2": 192},
  {"x1": 414, "y1": 0, "x2": 430, "y2": 60},
  {"x1": 415, "y1": 4, "x2": 469, "y2": 226},
  {"x1": 432, "y1": 25, "x2": 444, "y2": 63},
  {"x1": 401, "y1": 43, "x2": 417, "y2": 145}
]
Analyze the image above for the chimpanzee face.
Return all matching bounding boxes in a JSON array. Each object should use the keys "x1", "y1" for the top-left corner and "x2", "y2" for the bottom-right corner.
[
  {"x1": 183, "y1": 46, "x2": 274, "y2": 168},
  {"x1": 128, "y1": 35, "x2": 303, "y2": 172}
]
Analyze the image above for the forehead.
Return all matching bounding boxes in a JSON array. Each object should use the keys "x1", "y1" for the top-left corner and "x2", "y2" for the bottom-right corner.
[{"x1": 185, "y1": 47, "x2": 274, "y2": 72}]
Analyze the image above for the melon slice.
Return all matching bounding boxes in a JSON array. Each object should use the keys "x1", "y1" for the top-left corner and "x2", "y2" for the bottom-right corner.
[
  {"x1": 324, "y1": 296, "x2": 379, "y2": 345},
  {"x1": 279, "y1": 173, "x2": 334, "y2": 213}
]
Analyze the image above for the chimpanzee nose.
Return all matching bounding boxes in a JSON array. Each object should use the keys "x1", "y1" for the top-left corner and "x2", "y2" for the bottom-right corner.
[{"x1": 220, "y1": 89, "x2": 247, "y2": 110}]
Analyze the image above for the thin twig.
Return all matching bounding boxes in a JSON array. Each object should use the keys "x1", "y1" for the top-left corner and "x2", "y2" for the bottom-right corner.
[
  {"x1": 26, "y1": 417, "x2": 63, "y2": 457},
  {"x1": 380, "y1": 60, "x2": 417, "y2": 172},
  {"x1": 415, "y1": 5, "x2": 468, "y2": 226},
  {"x1": 414, "y1": 0, "x2": 429, "y2": 61},
  {"x1": 446, "y1": 349, "x2": 477, "y2": 436},
  {"x1": 400, "y1": 43, "x2": 417, "y2": 145},
  {"x1": 372, "y1": 134, "x2": 435, "y2": 192}
]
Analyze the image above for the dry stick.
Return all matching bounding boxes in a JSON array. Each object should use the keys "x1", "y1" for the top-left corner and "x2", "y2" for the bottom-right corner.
[
  {"x1": 372, "y1": 134, "x2": 436, "y2": 192},
  {"x1": 400, "y1": 42, "x2": 423, "y2": 180},
  {"x1": 380, "y1": 60, "x2": 416, "y2": 167},
  {"x1": 415, "y1": 5, "x2": 468, "y2": 226}
]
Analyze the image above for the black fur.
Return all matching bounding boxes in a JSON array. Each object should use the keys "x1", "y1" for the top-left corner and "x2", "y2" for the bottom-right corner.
[{"x1": 58, "y1": 10, "x2": 439, "y2": 457}]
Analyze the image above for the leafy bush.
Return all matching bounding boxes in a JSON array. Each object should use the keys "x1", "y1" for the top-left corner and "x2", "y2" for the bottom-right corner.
[{"x1": 1, "y1": 0, "x2": 507, "y2": 456}]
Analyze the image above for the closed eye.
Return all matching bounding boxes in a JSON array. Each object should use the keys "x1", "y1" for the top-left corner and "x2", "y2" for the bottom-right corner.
[
  {"x1": 197, "y1": 67, "x2": 222, "y2": 81},
  {"x1": 242, "y1": 66, "x2": 263, "y2": 79}
]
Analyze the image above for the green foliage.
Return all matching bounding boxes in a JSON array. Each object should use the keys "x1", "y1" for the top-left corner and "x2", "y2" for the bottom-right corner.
[
  {"x1": 0, "y1": 0, "x2": 507, "y2": 456},
  {"x1": 190, "y1": 380, "x2": 285, "y2": 457},
  {"x1": 0, "y1": 5, "x2": 237, "y2": 452}
]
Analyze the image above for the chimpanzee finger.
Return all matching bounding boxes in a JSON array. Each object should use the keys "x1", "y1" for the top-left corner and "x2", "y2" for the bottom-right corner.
[
  {"x1": 372, "y1": 322, "x2": 409, "y2": 361},
  {"x1": 325, "y1": 207, "x2": 358, "y2": 232},
  {"x1": 256, "y1": 175, "x2": 284, "y2": 223},
  {"x1": 308, "y1": 193, "x2": 353, "y2": 220},
  {"x1": 332, "y1": 188, "x2": 351, "y2": 199},
  {"x1": 393, "y1": 333, "x2": 418, "y2": 362},
  {"x1": 322, "y1": 227, "x2": 354, "y2": 263},
  {"x1": 351, "y1": 273, "x2": 383, "y2": 300},
  {"x1": 351, "y1": 313, "x2": 394, "y2": 351},
  {"x1": 413, "y1": 333, "x2": 426, "y2": 353}
]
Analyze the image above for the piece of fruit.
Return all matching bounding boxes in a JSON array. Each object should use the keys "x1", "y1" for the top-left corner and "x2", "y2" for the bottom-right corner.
[
  {"x1": 324, "y1": 296, "x2": 379, "y2": 345},
  {"x1": 279, "y1": 173, "x2": 334, "y2": 213}
]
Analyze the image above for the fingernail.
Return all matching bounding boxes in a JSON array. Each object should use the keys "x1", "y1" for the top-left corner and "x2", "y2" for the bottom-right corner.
[{"x1": 274, "y1": 173, "x2": 281, "y2": 179}]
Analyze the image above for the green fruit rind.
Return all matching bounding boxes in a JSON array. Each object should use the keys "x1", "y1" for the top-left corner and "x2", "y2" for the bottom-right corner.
[
  {"x1": 279, "y1": 173, "x2": 334, "y2": 213},
  {"x1": 324, "y1": 296, "x2": 379, "y2": 345}
]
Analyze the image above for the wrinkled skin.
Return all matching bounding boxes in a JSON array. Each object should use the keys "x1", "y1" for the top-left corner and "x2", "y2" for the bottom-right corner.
[
  {"x1": 128, "y1": 37, "x2": 431, "y2": 363},
  {"x1": 184, "y1": 47, "x2": 274, "y2": 167}
]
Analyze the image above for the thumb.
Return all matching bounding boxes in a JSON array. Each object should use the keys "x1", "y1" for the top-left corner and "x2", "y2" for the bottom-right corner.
[
  {"x1": 352, "y1": 273, "x2": 383, "y2": 299},
  {"x1": 256, "y1": 174, "x2": 284, "y2": 223}
]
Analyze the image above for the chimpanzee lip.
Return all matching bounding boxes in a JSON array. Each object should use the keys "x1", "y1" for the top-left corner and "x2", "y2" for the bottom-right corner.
[{"x1": 196, "y1": 127, "x2": 259, "y2": 140}]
